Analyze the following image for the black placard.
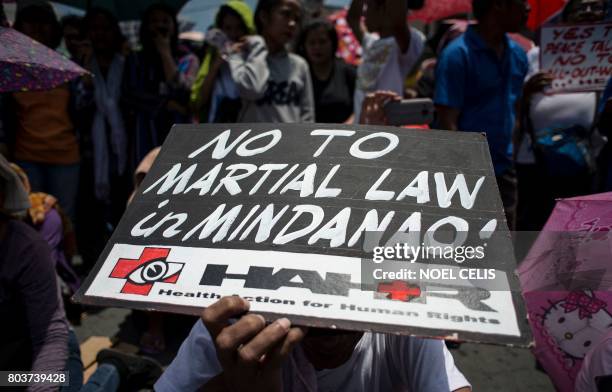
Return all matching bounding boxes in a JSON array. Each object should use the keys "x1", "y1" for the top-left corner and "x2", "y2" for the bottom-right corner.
[{"x1": 75, "y1": 123, "x2": 529, "y2": 346}]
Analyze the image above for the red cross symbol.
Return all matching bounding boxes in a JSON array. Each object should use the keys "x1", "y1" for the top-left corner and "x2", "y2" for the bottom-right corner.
[
  {"x1": 377, "y1": 281, "x2": 421, "y2": 302},
  {"x1": 109, "y1": 247, "x2": 181, "y2": 296}
]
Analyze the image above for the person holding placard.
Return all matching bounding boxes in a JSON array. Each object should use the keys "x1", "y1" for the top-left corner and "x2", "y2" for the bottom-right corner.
[
  {"x1": 515, "y1": 0, "x2": 607, "y2": 230},
  {"x1": 155, "y1": 296, "x2": 471, "y2": 392}
]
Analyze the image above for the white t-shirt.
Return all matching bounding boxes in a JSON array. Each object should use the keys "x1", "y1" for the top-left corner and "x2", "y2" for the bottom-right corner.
[
  {"x1": 316, "y1": 332, "x2": 470, "y2": 392},
  {"x1": 517, "y1": 47, "x2": 597, "y2": 164},
  {"x1": 575, "y1": 330, "x2": 612, "y2": 392},
  {"x1": 155, "y1": 320, "x2": 470, "y2": 392},
  {"x1": 353, "y1": 28, "x2": 425, "y2": 122}
]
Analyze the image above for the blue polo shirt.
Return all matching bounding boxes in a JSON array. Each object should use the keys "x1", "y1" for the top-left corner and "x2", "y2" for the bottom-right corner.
[
  {"x1": 434, "y1": 26, "x2": 528, "y2": 176},
  {"x1": 599, "y1": 77, "x2": 612, "y2": 114}
]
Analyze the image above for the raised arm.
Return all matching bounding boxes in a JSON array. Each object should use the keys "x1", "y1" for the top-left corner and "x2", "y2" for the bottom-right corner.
[
  {"x1": 385, "y1": 0, "x2": 410, "y2": 53},
  {"x1": 227, "y1": 36, "x2": 270, "y2": 101},
  {"x1": 347, "y1": 0, "x2": 366, "y2": 44}
]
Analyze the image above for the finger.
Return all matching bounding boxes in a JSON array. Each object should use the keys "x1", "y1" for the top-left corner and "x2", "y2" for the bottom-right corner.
[
  {"x1": 264, "y1": 326, "x2": 307, "y2": 368},
  {"x1": 378, "y1": 90, "x2": 398, "y2": 99},
  {"x1": 215, "y1": 314, "x2": 266, "y2": 364},
  {"x1": 201, "y1": 296, "x2": 250, "y2": 340},
  {"x1": 236, "y1": 318, "x2": 291, "y2": 367}
]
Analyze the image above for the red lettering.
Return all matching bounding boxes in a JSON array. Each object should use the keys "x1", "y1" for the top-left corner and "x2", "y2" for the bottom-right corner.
[
  {"x1": 564, "y1": 27, "x2": 579, "y2": 40},
  {"x1": 595, "y1": 53, "x2": 611, "y2": 64},
  {"x1": 571, "y1": 66, "x2": 612, "y2": 79},
  {"x1": 553, "y1": 54, "x2": 586, "y2": 66},
  {"x1": 600, "y1": 66, "x2": 612, "y2": 77},
  {"x1": 545, "y1": 41, "x2": 586, "y2": 55},
  {"x1": 552, "y1": 28, "x2": 565, "y2": 41},
  {"x1": 580, "y1": 27, "x2": 594, "y2": 40},
  {"x1": 590, "y1": 40, "x2": 612, "y2": 53}
]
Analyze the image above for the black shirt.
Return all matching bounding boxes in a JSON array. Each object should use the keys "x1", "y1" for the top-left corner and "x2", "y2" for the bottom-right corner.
[{"x1": 311, "y1": 59, "x2": 356, "y2": 123}]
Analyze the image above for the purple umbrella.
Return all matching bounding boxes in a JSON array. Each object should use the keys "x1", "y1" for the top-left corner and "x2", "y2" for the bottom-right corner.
[{"x1": 0, "y1": 26, "x2": 88, "y2": 93}]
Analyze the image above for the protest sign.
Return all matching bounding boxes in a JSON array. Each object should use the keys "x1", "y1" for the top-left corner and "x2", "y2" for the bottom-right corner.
[
  {"x1": 540, "y1": 22, "x2": 612, "y2": 92},
  {"x1": 75, "y1": 124, "x2": 529, "y2": 345}
]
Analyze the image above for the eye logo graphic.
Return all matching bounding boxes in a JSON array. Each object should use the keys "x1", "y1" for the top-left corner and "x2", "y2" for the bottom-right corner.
[{"x1": 109, "y1": 247, "x2": 184, "y2": 295}]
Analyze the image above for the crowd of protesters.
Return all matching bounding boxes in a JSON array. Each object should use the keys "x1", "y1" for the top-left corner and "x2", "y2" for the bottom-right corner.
[{"x1": 1, "y1": 0, "x2": 612, "y2": 391}]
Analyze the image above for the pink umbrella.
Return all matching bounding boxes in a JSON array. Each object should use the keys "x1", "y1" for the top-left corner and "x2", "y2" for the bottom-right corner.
[
  {"x1": 518, "y1": 192, "x2": 612, "y2": 392},
  {"x1": 0, "y1": 26, "x2": 88, "y2": 93}
]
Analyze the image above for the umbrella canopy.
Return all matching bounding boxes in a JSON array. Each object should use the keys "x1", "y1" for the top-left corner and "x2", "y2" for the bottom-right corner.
[
  {"x1": 408, "y1": 0, "x2": 472, "y2": 23},
  {"x1": 518, "y1": 192, "x2": 612, "y2": 392},
  {"x1": 0, "y1": 26, "x2": 88, "y2": 93},
  {"x1": 527, "y1": 0, "x2": 569, "y2": 30},
  {"x1": 52, "y1": 0, "x2": 188, "y2": 21},
  {"x1": 409, "y1": 0, "x2": 570, "y2": 29}
]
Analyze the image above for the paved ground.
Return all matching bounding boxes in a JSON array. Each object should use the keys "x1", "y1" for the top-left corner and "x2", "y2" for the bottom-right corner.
[{"x1": 74, "y1": 307, "x2": 556, "y2": 392}]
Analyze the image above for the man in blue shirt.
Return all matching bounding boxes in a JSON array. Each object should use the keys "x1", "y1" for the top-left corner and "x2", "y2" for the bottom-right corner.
[{"x1": 435, "y1": 0, "x2": 530, "y2": 230}]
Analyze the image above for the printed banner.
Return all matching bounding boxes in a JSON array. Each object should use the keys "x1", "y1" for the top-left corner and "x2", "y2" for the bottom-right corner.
[
  {"x1": 75, "y1": 123, "x2": 529, "y2": 345},
  {"x1": 540, "y1": 22, "x2": 612, "y2": 92}
]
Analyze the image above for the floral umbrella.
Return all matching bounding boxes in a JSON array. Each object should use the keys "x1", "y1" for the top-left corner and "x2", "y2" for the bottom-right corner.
[{"x1": 0, "y1": 26, "x2": 88, "y2": 93}]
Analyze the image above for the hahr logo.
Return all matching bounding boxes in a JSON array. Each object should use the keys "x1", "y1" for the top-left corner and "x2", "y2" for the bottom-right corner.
[
  {"x1": 109, "y1": 247, "x2": 184, "y2": 295},
  {"x1": 199, "y1": 264, "x2": 494, "y2": 311}
]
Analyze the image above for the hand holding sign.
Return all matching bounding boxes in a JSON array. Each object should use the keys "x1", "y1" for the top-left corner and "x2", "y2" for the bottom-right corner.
[{"x1": 202, "y1": 296, "x2": 306, "y2": 392}]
